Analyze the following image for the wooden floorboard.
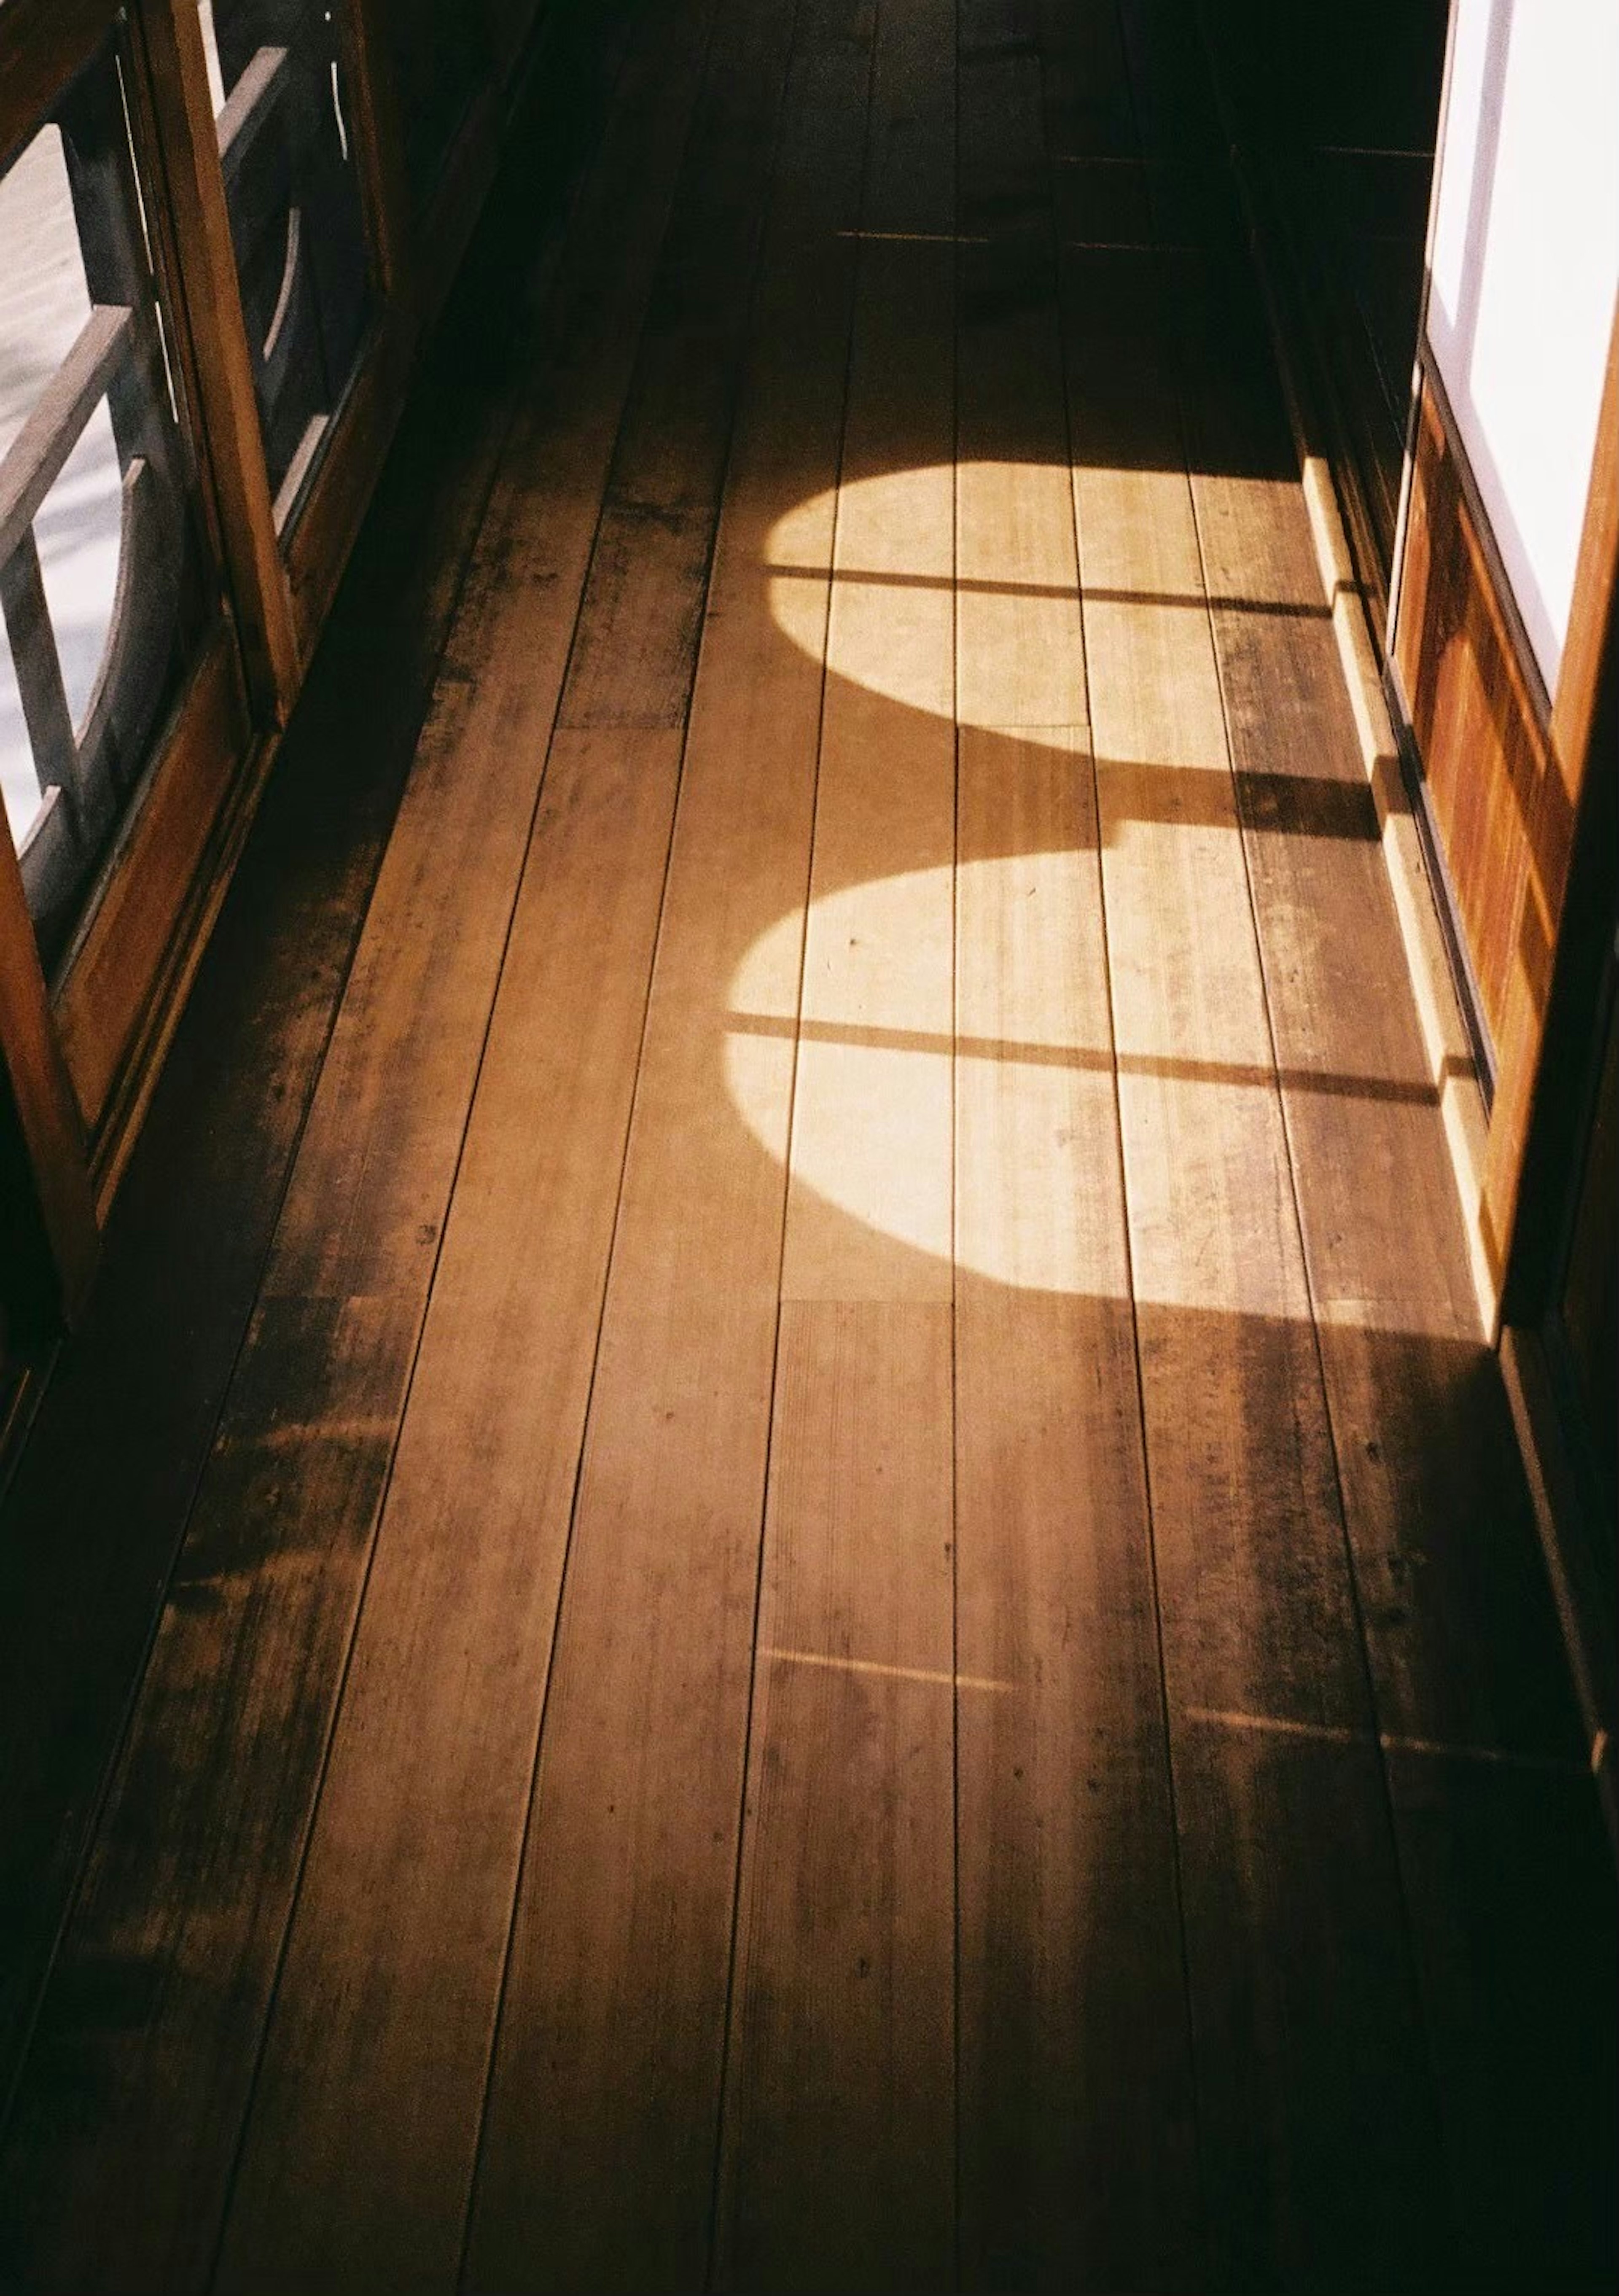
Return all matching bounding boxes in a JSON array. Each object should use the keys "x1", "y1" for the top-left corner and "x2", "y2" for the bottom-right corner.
[
  {"x1": 213, "y1": 0, "x2": 806, "y2": 2284},
  {"x1": 715, "y1": 6, "x2": 960, "y2": 2271},
  {"x1": 1163, "y1": 192, "x2": 1614, "y2": 2294},
  {"x1": 0, "y1": 1, "x2": 719, "y2": 2283},
  {"x1": 0, "y1": 3, "x2": 1612, "y2": 2292},
  {"x1": 952, "y1": 22, "x2": 1196, "y2": 2286},
  {"x1": 955, "y1": 731, "x2": 1199, "y2": 2295},
  {"x1": 0, "y1": 26, "x2": 611, "y2": 2113},
  {"x1": 1062, "y1": 237, "x2": 1452, "y2": 2290},
  {"x1": 716, "y1": 1299, "x2": 957, "y2": 2293},
  {"x1": 461, "y1": 5, "x2": 871, "y2": 2291}
]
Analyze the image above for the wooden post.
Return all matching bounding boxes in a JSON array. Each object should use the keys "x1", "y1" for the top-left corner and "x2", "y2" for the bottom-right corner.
[{"x1": 128, "y1": 0, "x2": 300, "y2": 713}]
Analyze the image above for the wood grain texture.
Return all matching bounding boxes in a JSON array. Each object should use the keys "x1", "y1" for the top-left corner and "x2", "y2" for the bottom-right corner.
[
  {"x1": 54, "y1": 630, "x2": 249, "y2": 1136},
  {"x1": 715, "y1": 1298, "x2": 956, "y2": 2294},
  {"x1": 1174, "y1": 264, "x2": 1584, "y2": 1765},
  {"x1": 714, "y1": 18, "x2": 959, "y2": 2273},
  {"x1": 1065, "y1": 241, "x2": 1449, "y2": 2290},
  {"x1": 778, "y1": 237, "x2": 957, "y2": 1305},
  {"x1": 463, "y1": 22, "x2": 874, "y2": 2288},
  {"x1": 212, "y1": 724, "x2": 685, "y2": 2296},
  {"x1": 3, "y1": 7, "x2": 1611, "y2": 2293},
  {"x1": 1396, "y1": 383, "x2": 1559, "y2": 1071},
  {"x1": 220, "y1": 0, "x2": 816, "y2": 2284},
  {"x1": 133, "y1": 0, "x2": 299, "y2": 706},
  {"x1": 954, "y1": 727, "x2": 1198, "y2": 2294},
  {"x1": 0, "y1": 2, "x2": 718, "y2": 2282},
  {"x1": 0, "y1": 28, "x2": 592, "y2": 2110}
]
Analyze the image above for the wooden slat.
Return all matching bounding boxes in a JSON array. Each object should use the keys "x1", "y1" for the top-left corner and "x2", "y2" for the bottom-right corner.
[
  {"x1": 463, "y1": 8, "x2": 873, "y2": 2288},
  {"x1": 215, "y1": 44, "x2": 287, "y2": 189},
  {"x1": 1063, "y1": 243, "x2": 1449, "y2": 2289},
  {"x1": 1034, "y1": 0, "x2": 1136, "y2": 162},
  {"x1": 215, "y1": 0, "x2": 807, "y2": 2282},
  {"x1": 0, "y1": 530, "x2": 81, "y2": 818},
  {"x1": 0, "y1": 5, "x2": 720, "y2": 2283},
  {"x1": 1172, "y1": 262, "x2": 1584, "y2": 1763},
  {"x1": 55, "y1": 628, "x2": 249, "y2": 1134},
  {"x1": 212, "y1": 722, "x2": 686, "y2": 2296},
  {"x1": 0, "y1": 0, "x2": 629, "y2": 2125},
  {"x1": 954, "y1": 727, "x2": 1199, "y2": 2292},
  {"x1": 715, "y1": 1299, "x2": 956, "y2": 2293},
  {"x1": 1167, "y1": 205, "x2": 1613, "y2": 2291},
  {"x1": 777, "y1": 242, "x2": 956, "y2": 1305},
  {"x1": 715, "y1": 174, "x2": 958, "y2": 2282},
  {"x1": 0, "y1": 304, "x2": 130, "y2": 566},
  {"x1": 951, "y1": 30, "x2": 1195, "y2": 2280},
  {"x1": 955, "y1": 239, "x2": 1086, "y2": 723}
]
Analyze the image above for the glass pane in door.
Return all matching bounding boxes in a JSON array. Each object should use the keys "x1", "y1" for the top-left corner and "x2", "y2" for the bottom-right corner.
[
  {"x1": 199, "y1": 0, "x2": 371, "y2": 530},
  {"x1": 1, "y1": 32, "x2": 212, "y2": 964}
]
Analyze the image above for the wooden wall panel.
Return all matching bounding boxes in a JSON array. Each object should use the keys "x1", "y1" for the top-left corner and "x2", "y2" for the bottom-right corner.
[
  {"x1": 1395, "y1": 307, "x2": 1619, "y2": 1318},
  {"x1": 1395, "y1": 382, "x2": 1570, "y2": 1063}
]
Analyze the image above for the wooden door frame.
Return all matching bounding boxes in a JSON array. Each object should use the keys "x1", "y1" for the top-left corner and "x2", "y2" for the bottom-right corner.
[
  {"x1": 1495, "y1": 305, "x2": 1619, "y2": 1317},
  {"x1": 1, "y1": 0, "x2": 548, "y2": 1355}
]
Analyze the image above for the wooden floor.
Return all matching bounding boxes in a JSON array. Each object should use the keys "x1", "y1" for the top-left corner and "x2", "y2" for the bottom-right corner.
[{"x1": 1, "y1": 0, "x2": 1614, "y2": 2289}]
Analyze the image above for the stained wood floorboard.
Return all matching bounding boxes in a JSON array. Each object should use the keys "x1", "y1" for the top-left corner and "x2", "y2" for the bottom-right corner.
[
  {"x1": 0, "y1": 15, "x2": 622, "y2": 2111},
  {"x1": 0, "y1": 2, "x2": 1612, "y2": 2293},
  {"x1": 465, "y1": 6, "x2": 873, "y2": 2289},
  {"x1": 0, "y1": 0, "x2": 722, "y2": 2283}
]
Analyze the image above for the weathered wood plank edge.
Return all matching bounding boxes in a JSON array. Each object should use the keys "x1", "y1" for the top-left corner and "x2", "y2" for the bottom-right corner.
[
  {"x1": 1181, "y1": 0, "x2": 1493, "y2": 1336},
  {"x1": 0, "y1": 5, "x2": 719, "y2": 2280},
  {"x1": 0, "y1": 13, "x2": 627, "y2": 2136}
]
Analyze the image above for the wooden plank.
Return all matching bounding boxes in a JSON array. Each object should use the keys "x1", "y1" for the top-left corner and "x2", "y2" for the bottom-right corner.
[
  {"x1": 214, "y1": 0, "x2": 810, "y2": 2283},
  {"x1": 1063, "y1": 243, "x2": 1450, "y2": 2289},
  {"x1": 554, "y1": 500, "x2": 717, "y2": 728},
  {"x1": 1033, "y1": 0, "x2": 1137, "y2": 162},
  {"x1": 0, "y1": 45, "x2": 614, "y2": 2107},
  {"x1": 955, "y1": 199, "x2": 1085, "y2": 724},
  {"x1": 954, "y1": 727, "x2": 1199, "y2": 2293},
  {"x1": 865, "y1": 0, "x2": 955, "y2": 236},
  {"x1": 714, "y1": 178, "x2": 958, "y2": 2273},
  {"x1": 0, "y1": 6, "x2": 721, "y2": 2283},
  {"x1": 1, "y1": 532, "x2": 83, "y2": 847},
  {"x1": 55, "y1": 629, "x2": 249, "y2": 1135},
  {"x1": 1173, "y1": 262, "x2": 1585, "y2": 1763},
  {"x1": 0, "y1": 304, "x2": 130, "y2": 564},
  {"x1": 463, "y1": 10, "x2": 875, "y2": 2288},
  {"x1": 1171, "y1": 1717, "x2": 1446, "y2": 2295},
  {"x1": 212, "y1": 724, "x2": 686, "y2": 2296},
  {"x1": 777, "y1": 239, "x2": 957, "y2": 1305},
  {"x1": 714, "y1": 1298, "x2": 957, "y2": 2293},
  {"x1": 951, "y1": 41, "x2": 1193, "y2": 2279},
  {"x1": 133, "y1": 0, "x2": 299, "y2": 708}
]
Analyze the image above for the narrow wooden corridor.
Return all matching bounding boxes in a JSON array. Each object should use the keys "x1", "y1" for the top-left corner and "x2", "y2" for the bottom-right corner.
[{"x1": 0, "y1": 0, "x2": 1613, "y2": 2290}]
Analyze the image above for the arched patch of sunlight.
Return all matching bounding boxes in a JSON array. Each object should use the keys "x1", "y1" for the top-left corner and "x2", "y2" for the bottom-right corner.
[
  {"x1": 732, "y1": 460, "x2": 1450, "y2": 1332},
  {"x1": 726, "y1": 859, "x2": 1131, "y2": 1299},
  {"x1": 766, "y1": 462, "x2": 1092, "y2": 732}
]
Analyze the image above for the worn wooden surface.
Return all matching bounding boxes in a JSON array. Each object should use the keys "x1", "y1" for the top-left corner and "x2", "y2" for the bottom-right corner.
[{"x1": 0, "y1": 2, "x2": 1611, "y2": 2291}]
